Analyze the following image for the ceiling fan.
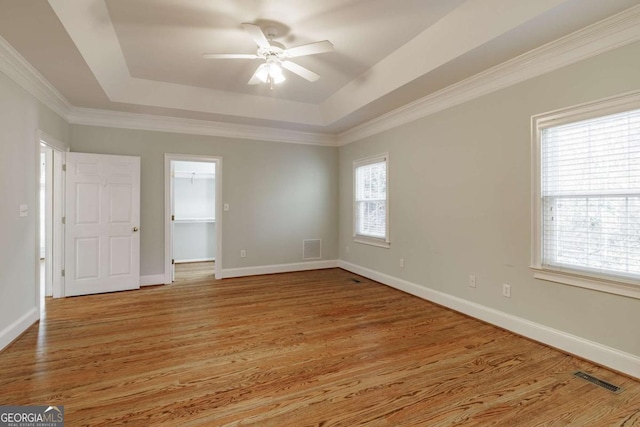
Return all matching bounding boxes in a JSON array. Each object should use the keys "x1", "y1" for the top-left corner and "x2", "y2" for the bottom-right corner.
[{"x1": 203, "y1": 23, "x2": 334, "y2": 88}]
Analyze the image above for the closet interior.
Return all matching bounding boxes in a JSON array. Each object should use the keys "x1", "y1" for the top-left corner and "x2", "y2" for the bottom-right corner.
[{"x1": 173, "y1": 161, "x2": 216, "y2": 269}]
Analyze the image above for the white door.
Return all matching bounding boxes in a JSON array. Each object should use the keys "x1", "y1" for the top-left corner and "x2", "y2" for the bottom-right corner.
[{"x1": 64, "y1": 153, "x2": 140, "y2": 296}]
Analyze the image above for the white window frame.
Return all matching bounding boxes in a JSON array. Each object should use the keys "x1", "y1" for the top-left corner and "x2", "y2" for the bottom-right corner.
[
  {"x1": 531, "y1": 90, "x2": 640, "y2": 300},
  {"x1": 353, "y1": 153, "x2": 390, "y2": 248}
]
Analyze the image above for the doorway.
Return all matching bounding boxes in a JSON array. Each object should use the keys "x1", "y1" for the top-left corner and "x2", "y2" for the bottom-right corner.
[
  {"x1": 164, "y1": 154, "x2": 222, "y2": 283},
  {"x1": 39, "y1": 145, "x2": 50, "y2": 305},
  {"x1": 38, "y1": 134, "x2": 64, "y2": 305}
]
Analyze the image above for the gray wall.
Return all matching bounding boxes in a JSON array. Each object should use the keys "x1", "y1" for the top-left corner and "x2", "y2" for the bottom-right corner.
[
  {"x1": 0, "y1": 70, "x2": 69, "y2": 338},
  {"x1": 339, "y1": 41, "x2": 640, "y2": 356},
  {"x1": 69, "y1": 126, "x2": 339, "y2": 276},
  {"x1": 174, "y1": 222, "x2": 216, "y2": 262}
]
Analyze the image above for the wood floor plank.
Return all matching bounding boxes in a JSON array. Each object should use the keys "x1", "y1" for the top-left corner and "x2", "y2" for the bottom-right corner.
[{"x1": 0, "y1": 265, "x2": 638, "y2": 426}]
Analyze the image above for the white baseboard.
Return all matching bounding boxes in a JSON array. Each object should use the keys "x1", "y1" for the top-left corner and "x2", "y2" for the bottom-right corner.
[
  {"x1": 0, "y1": 307, "x2": 39, "y2": 352},
  {"x1": 140, "y1": 274, "x2": 165, "y2": 287},
  {"x1": 220, "y1": 260, "x2": 339, "y2": 279},
  {"x1": 338, "y1": 261, "x2": 640, "y2": 379}
]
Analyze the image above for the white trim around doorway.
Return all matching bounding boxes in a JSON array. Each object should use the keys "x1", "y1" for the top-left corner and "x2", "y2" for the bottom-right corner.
[{"x1": 37, "y1": 131, "x2": 66, "y2": 305}]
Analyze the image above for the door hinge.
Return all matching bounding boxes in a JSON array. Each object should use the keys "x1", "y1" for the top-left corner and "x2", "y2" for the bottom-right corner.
[
  {"x1": 171, "y1": 214, "x2": 175, "y2": 221},
  {"x1": 62, "y1": 164, "x2": 66, "y2": 172},
  {"x1": 171, "y1": 259, "x2": 175, "y2": 265},
  {"x1": 62, "y1": 216, "x2": 66, "y2": 224},
  {"x1": 61, "y1": 269, "x2": 65, "y2": 277}
]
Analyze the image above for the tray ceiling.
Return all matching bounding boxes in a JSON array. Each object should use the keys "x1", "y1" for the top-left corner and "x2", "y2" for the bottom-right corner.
[{"x1": 0, "y1": 0, "x2": 638, "y2": 134}]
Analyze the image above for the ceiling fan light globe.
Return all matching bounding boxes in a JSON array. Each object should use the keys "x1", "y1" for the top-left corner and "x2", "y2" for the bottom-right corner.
[
  {"x1": 255, "y1": 63, "x2": 270, "y2": 83},
  {"x1": 270, "y1": 63, "x2": 286, "y2": 84},
  {"x1": 255, "y1": 62, "x2": 285, "y2": 85}
]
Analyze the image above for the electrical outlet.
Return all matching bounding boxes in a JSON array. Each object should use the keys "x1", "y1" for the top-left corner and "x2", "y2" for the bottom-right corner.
[
  {"x1": 399, "y1": 259, "x2": 405, "y2": 268},
  {"x1": 502, "y1": 283, "x2": 511, "y2": 298},
  {"x1": 469, "y1": 275, "x2": 476, "y2": 288},
  {"x1": 240, "y1": 250, "x2": 246, "y2": 258},
  {"x1": 346, "y1": 245, "x2": 350, "y2": 253}
]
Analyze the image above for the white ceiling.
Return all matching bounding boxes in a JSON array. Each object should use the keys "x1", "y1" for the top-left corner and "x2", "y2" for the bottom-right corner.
[{"x1": 0, "y1": 0, "x2": 639, "y2": 135}]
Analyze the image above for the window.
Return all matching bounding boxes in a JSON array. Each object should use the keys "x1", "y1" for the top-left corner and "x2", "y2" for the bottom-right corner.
[
  {"x1": 532, "y1": 92, "x2": 640, "y2": 298},
  {"x1": 354, "y1": 154, "x2": 389, "y2": 248}
]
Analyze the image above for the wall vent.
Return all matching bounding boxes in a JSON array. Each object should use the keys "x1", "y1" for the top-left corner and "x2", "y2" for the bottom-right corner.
[
  {"x1": 573, "y1": 371, "x2": 623, "y2": 393},
  {"x1": 303, "y1": 239, "x2": 321, "y2": 260}
]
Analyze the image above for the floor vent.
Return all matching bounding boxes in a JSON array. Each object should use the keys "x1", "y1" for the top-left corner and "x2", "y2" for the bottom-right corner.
[
  {"x1": 303, "y1": 239, "x2": 321, "y2": 260},
  {"x1": 574, "y1": 371, "x2": 623, "y2": 393},
  {"x1": 350, "y1": 278, "x2": 362, "y2": 283}
]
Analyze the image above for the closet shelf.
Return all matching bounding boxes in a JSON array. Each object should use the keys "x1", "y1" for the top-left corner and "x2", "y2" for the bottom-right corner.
[
  {"x1": 173, "y1": 171, "x2": 215, "y2": 179},
  {"x1": 174, "y1": 218, "x2": 215, "y2": 224}
]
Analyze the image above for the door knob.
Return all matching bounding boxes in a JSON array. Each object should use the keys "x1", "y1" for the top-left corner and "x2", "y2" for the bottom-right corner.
[{"x1": 133, "y1": 226, "x2": 139, "y2": 232}]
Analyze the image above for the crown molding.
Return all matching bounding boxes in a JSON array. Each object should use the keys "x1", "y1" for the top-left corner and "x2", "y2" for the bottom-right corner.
[
  {"x1": 337, "y1": 5, "x2": 640, "y2": 145},
  {"x1": 67, "y1": 107, "x2": 339, "y2": 146},
  {"x1": 0, "y1": 35, "x2": 71, "y2": 120}
]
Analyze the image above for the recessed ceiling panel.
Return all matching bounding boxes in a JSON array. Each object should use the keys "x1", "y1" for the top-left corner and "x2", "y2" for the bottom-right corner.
[{"x1": 106, "y1": 0, "x2": 464, "y2": 103}]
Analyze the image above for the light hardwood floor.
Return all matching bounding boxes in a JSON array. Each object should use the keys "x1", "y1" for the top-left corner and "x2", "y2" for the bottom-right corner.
[
  {"x1": 174, "y1": 261, "x2": 215, "y2": 283},
  {"x1": 1, "y1": 267, "x2": 639, "y2": 426}
]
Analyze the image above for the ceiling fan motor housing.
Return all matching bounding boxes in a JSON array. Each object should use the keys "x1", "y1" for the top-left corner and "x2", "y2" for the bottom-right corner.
[{"x1": 258, "y1": 45, "x2": 284, "y2": 59}]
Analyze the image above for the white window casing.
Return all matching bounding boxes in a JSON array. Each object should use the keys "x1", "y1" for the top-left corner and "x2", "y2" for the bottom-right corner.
[
  {"x1": 353, "y1": 153, "x2": 390, "y2": 248},
  {"x1": 531, "y1": 90, "x2": 640, "y2": 299}
]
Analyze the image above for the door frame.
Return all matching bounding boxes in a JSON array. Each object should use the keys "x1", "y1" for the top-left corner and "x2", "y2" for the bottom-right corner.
[
  {"x1": 36, "y1": 131, "x2": 66, "y2": 306},
  {"x1": 164, "y1": 154, "x2": 222, "y2": 283},
  {"x1": 41, "y1": 146, "x2": 52, "y2": 295}
]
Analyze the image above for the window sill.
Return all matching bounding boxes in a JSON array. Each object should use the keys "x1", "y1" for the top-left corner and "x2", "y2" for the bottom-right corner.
[
  {"x1": 530, "y1": 266, "x2": 640, "y2": 300},
  {"x1": 353, "y1": 236, "x2": 390, "y2": 249}
]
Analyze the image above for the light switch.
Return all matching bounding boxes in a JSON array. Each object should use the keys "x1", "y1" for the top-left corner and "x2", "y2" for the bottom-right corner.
[
  {"x1": 223, "y1": 203, "x2": 229, "y2": 212},
  {"x1": 19, "y1": 204, "x2": 28, "y2": 217}
]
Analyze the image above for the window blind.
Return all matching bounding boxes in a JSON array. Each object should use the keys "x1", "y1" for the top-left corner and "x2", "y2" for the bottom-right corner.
[
  {"x1": 355, "y1": 158, "x2": 387, "y2": 240},
  {"x1": 541, "y1": 108, "x2": 640, "y2": 279}
]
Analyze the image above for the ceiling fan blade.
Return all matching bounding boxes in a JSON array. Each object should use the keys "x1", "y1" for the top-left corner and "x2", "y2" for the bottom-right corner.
[
  {"x1": 285, "y1": 40, "x2": 333, "y2": 58},
  {"x1": 248, "y1": 66, "x2": 263, "y2": 85},
  {"x1": 242, "y1": 23, "x2": 271, "y2": 49},
  {"x1": 203, "y1": 53, "x2": 259, "y2": 59},
  {"x1": 281, "y1": 61, "x2": 320, "y2": 82}
]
